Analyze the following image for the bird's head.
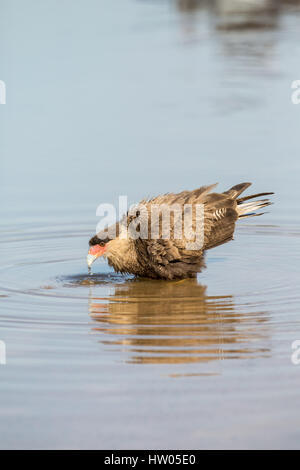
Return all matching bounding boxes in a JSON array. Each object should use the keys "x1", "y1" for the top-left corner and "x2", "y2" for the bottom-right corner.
[
  {"x1": 87, "y1": 227, "x2": 115, "y2": 268},
  {"x1": 87, "y1": 242, "x2": 108, "y2": 268},
  {"x1": 87, "y1": 222, "x2": 138, "y2": 272},
  {"x1": 87, "y1": 211, "x2": 147, "y2": 273},
  {"x1": 87, "y1": 220, "x2": 137, "y2": 272}
]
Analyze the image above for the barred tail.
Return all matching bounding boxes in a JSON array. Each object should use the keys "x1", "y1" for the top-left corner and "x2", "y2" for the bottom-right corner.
[
  {"x1": 224, "y1": 182, "x2": 274, "y2": 219},
  {"x1": 237, "y1": 194, "x2": 274, "y2": 218}
]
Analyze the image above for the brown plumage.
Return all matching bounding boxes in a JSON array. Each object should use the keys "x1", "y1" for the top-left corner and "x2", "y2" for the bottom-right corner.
[{"x1": 88, "y1": 182, "x2": 273, "y2": 280}]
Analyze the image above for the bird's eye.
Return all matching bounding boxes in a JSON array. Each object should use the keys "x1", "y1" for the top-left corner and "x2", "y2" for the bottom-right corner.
[{"x1": 136, "y1": 210, "x2": 140, "y2": 217}]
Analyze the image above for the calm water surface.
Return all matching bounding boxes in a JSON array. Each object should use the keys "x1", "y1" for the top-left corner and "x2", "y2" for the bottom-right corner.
[{"x1": 0, "y1": 0, "x2": 300, "y2": 449}]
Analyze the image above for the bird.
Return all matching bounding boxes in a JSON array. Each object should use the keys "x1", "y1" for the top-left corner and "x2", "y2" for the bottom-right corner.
[{"x1": 87, "y1": 182, "x2": 273, "y2": 280}]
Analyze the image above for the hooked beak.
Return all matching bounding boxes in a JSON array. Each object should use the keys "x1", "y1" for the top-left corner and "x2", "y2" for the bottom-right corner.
[
  {"x1": 87, "y1": 244, "x2": 107, "y2": 268},
  {"x1": 87, "y1": 253, "x2": 97, "y2": 268}
]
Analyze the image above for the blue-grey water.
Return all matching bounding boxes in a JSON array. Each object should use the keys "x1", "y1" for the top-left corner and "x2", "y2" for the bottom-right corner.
[{"x1": 0, "y1": 0, "x2": 300, "y2": 449}]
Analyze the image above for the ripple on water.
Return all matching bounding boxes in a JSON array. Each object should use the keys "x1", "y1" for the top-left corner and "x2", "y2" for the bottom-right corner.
[{"x1": 0, "y1": 223, "x2": 299, "y2": 370}]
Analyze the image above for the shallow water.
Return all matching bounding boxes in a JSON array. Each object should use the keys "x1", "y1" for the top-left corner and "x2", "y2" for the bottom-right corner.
[{"x1": 1, "y1": 0, "x2": 300, "y2": 449}]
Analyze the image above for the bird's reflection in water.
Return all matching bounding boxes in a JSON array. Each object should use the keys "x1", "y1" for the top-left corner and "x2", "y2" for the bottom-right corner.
[{"x1": 89, "y1": 278, "x2": 270, "y2": 371}]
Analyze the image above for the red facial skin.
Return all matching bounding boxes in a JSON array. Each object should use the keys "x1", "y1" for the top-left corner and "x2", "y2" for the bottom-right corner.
[{"x1": 88, "y1": 244, "x2": 107, "y2": 257}]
